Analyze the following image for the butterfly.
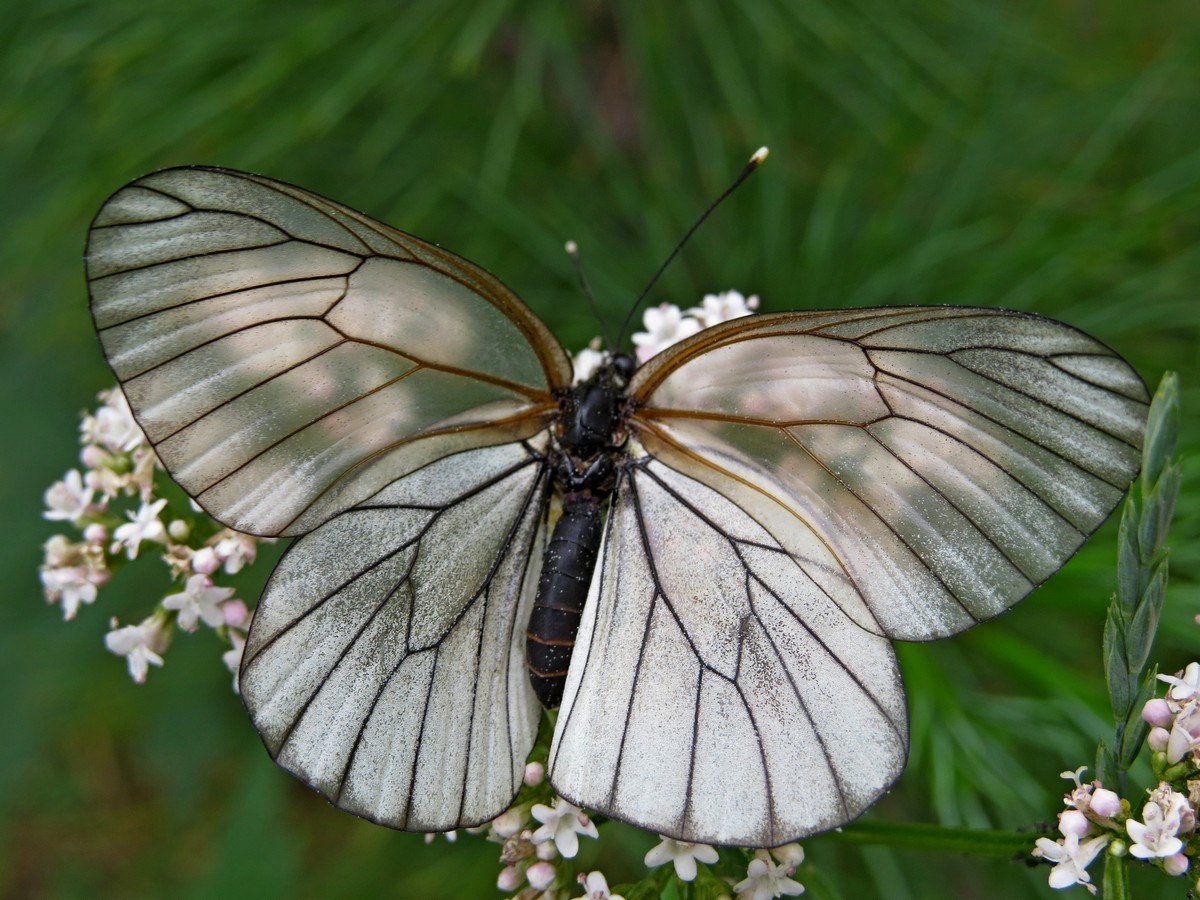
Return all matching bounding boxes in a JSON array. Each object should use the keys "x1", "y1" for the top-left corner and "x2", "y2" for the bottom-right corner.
[{"x1": 84, "y1": 162, "x2": 1148, "y2": 848}]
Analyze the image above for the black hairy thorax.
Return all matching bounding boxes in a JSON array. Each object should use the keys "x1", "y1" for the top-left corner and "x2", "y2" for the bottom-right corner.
[{"x1": 525, "y1": 353, "x2": 634, "y2": 708}]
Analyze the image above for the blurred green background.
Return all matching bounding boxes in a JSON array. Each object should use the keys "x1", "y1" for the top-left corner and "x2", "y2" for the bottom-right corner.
[{"x1": 2, "y1": 1, "x2": 1198, "y2": 897}]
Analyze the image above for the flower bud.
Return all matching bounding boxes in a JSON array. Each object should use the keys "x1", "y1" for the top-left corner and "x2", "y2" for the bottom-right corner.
[
  {"x1": 525, "y1": 861, "x2": 556, "y2": 891},
  {"x1": 535, "y1": 840, "x2": 557, "y2": 860},
  {"x1": 1143, "y1": 698, "x2": 1176, "y2": 728},
  {"x1": 1149, "y1": 727, "x2": 1171, "y2": 752},
  {"x1": 81, "y1": 444, "x2": 108, "y2": 469},
  {"x1": 1164, "y1": 853, "x2": 1190, "y2": 876},
  {"x1": 1090, "y1": 788, "x2": 1122, "y2": 819},
  {"x1": 492, "y1": 806, "x2": 528, "y2": 839},
  {"x1": 83, "y1": 523, "x2": 108, "y2": 544},
  {"x1": 523, "y1": 761, "x2": 545, "y2": 787},
  {"x1": 168, "y1": 519, "x2": 190, "y2": 541},
  {"x1": 222, "y1": 599, "x2": 249, "y2": 628},
  {"x1": 1058, "y1": 809, "x2": 1090, "y2": 837},
  {"x1": 772, "y1": 843, "x2": 804, "y2": 867},
  {"x1": 497, "y1": 866, "x2": 523, "y2": 891},
  {"x1": 1108, "y1": 840, "x2": 1127, "y2": 857},
  {"x1": 191, "y1": 547, "x2": 221, "y2": 575}
]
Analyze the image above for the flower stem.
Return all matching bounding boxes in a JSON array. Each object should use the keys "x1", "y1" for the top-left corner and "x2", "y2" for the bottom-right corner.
[
  {"x1": 821, "y1": 820, "x2": 1035, "y2": 859},
  {"x1": 1102, "y1": 854, "x2": 1130, "y2": 900}
]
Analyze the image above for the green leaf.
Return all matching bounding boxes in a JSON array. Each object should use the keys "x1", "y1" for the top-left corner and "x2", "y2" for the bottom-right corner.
[
  {"x1": 1138, "y1": 461, "x2": 1181, "y2": 558},
  {"x1": 1104, "y1": 604, "x2": 1131, "y2": 718},
  {"x1": 1119, "y1": 667, "x2": 1158, "y2": 769},
  {"x1": 1115, "y1": 502, "x2": 1142, "y2": 611},
  {"x1": 1125, "y1": 562, "x2": 1166, "y2": 674},
  {"x1": 1140, "y1": 371, "x2": 1179, "y2": 488},
  {"x1": 1096, "y1": 739, "x2": 1116, "y2": 786}
]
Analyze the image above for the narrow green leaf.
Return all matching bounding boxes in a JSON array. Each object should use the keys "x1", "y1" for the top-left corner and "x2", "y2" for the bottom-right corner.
[
  {"x1": 1140, "y1": 371, "x2": 1179, "y2": 488},
  {"x1": 1096, "y1": 739, "x2": 1116, "y2": 786},
  {"x1": 1125, "y1": 564, "x2": 1166, "y2": 674},
  {"x1": 1139, "y1": 461, "x2": 1181, "y2": 558},
  {"x1": 1104, "y1": 605, "x2": 1132, "y2": 718},
  {"x1": 1119, "y1": 668, "x2": 1158, "y2": 768}
]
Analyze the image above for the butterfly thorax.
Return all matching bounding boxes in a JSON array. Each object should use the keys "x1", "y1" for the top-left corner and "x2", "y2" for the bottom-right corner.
[{"x1": 526, "y1": 353, "x2": 633, "y2": 708}]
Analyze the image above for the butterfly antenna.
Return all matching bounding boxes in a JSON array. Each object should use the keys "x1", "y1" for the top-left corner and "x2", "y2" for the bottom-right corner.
[
  {"x1": 615, "y1": 146, "x2": 769, "y2": 348},
  {"x1": 565, "y1": 239, "x2": 616, "y2": 350}
]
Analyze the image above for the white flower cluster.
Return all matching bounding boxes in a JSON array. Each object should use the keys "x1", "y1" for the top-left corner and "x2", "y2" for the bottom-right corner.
[
  {"x1": 39, "y1": 388, "x2": 267, "y2": 686},
  {"x1": 630, "y1": 290, "x2": 760, "y2": 364},
  {"x1": 1144, "y1": 663, "x2": 1200, "y2": 766},
  {"x1": 1035, "y1": 700, "x2": 1200, "y2": 896}
]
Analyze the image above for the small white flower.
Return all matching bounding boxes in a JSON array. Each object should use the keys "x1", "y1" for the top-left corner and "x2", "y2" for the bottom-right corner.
[
  {"x1": 1160, "y1": 663, "x2": 1200, "y2": 703},
  {"x1": 128, "y1": 446, "x2": 159, "y2": 500},
  {"x1": 1165, "y1": 853, "x2": 1190, "y2": 876},
  {"x1": 223, "y1": 599, "x2": 250, "y2": 628},
  {"x1": 162, "y1": 574, "x2": 235, "y2": 631},
  {"x1": 85, "y1": 390, "x2": 143, "y2": 452},
  {"x1": 1033, "y1": 834, "x2": 1109, "y2": 893},
  {"x1": 222, "y1": 631, "x2": 246, "y2": 692},
  {"x1": 112, "y1": 498, "x2": 167, "y2": 559},
  {"x1": 1142, "y1": 697, "x2": 1175, "y2": 727},
  {"x1": 770, "y1": 844, "x2": 804, "y2": 868},
  {"x1": 191, "y1": 546, "x2": 221, "y2": 575},
  {"x1": 40, "y1": 566, "x2": 99, "y2": 620},
  {"x1": 497, "y1": 866, "x2": 523, "y2": 892},
  {"x1": 733, "y1": 850, "x2": 804, "y2": 899},
  {"x1": 1059, "y1": 809, "x2": 1090, "y2": 838},
  {"x1": 43, "y1": 470, "x2": 94, "y2": 523},
  {"x1": 1089, "y1": 788, "x2": 1122, "y2": 820},
  {"x1": 573, "y1": 347, "x2": 608, "y2": 384},
  {"x1": 644, "y1": 836, "x2": 719, "y2": 881},
  {"x1": 575, "y1": 871, "x2": 625, "y2": 900},
  {"x1": 43, "y1": 534, "x2": 79, "y2": 568},
  {"x1": 105, "y1": 616, "x2": 170, "y2": 683},
  {"x1": 687, "y1": 290, "x2": 760, "y2": 327},
  {"x1": 215, "y1": 532, "x2": 257, "y2": 574},
  {"x1": 1127, "y1": 798, "x2": 1185, "y2": 859},
  {"x1": 631, "y1": 303, "x2": 703, "y2": 363},
  {"x1": 529, "y1": 799, "x2": 598, "y2": 859}
]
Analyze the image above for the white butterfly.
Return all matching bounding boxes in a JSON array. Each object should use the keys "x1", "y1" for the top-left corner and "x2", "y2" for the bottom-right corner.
[{"x1": 86, "y1": 165, "x2": 1147, "y2": 847}]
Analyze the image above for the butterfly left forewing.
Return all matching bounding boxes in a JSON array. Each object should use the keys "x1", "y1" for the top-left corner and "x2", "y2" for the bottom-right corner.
[
  {"x1": 548, "y1": 452, "x2": 907, "y2": 847},
  {"x1": 87, "y1": 166, "x2": 570, "y2": 537},
  {"x1": 240, "y1": 439, "x2": 548, "y2": 830}
]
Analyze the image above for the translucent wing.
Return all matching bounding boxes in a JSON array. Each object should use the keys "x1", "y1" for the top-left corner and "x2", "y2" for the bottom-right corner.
[
  {"x1": 629, "y1": 307, "x2": 1148, "y2": 640},
  {"x1": 86, "y1": 166, "x2": 571, "y2": 536},
  {"x1": 548, "y1": 453, "x2": 907, "y2": 846},
  {"x1": 240, "y1": 440, "x2": 548, "y2": 830}
]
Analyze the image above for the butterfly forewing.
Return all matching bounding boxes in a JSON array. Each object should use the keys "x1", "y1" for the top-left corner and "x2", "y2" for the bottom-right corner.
[
  {"x1": 628, "y1": 307, "x2": 1148, "y2": 642},
  {"x1": 240, "y1": 440, "x2": 549, "y2": 830},
  {"x1": 85, "y1": 166, "x2": 571, "y2": 536},
  {"x1": 548, "y1": 452, "x2": 907, "y2": 846}
]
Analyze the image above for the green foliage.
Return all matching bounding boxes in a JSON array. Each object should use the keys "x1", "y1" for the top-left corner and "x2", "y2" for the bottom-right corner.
[{"x1": 2, "y1": 2, "x2": 1198, "y2": 898}]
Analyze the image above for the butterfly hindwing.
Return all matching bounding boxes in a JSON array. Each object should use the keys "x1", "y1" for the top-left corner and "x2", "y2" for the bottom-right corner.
[
  {"x1": 240, "y1": 440, "x2": 549, "y2": 830},
  {"x1": 85, "y1": 166, "x2": 570, "y2": 537},
  {"x1": 548, "y1": 452, "x2": 907, "y2": 846}
]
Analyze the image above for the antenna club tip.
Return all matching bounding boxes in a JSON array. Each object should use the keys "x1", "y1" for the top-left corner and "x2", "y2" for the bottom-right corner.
[
  {"x1": 564, "y1": 239, "x2": 579, "y2": 255},
  {"x1": 750, "y1": 146, "x2": 770, "y2": 166}
]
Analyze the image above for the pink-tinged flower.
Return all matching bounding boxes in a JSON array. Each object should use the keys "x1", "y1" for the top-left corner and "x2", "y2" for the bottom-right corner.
[
  {"x1": 1059, "y1": 810, "x2": 1090, "y2": 838},
  {"x1": 112, "y1": 498, "x2": 167, "y2": 559},
  {"x1": 525, "y1": 860, "x2": 556, "y2": 891},
  {"x1": 105, "y1": 616, "x2": 170, "y2": 683},
  {"x1": 529, "y1": 799, "x2": 597, "y2": 859},
  {"x1": 83, "y1": 523, "x2": 108, "y2": 545},
  {"x1": 1149, "y1": 727, "x2": 1171, "y2": 752},
  {"x1": 631, "y1": 303, "x2": 703, "y2": 363},
  {"x1": 1160, "y1": 663, "x2": 1200, "y2": 703},
  {"x1": 491, "y1": 805, "x2": 530, "y2": 839},
  {"x1": 222, "y1": 632, "x2": 246, "y2": 693},
  {"x1": 687, "y1": 290, "x2": 760, "y2": 327},
  {"x1": 644, "y1": 836, "x2": 720, "y2": 881},
  {"x1": 162, "y1": 574, "x2": 235, "y2": 631},
  {"x1": 1167, "y1": 701, "x2": 1200, "y2": 764},
  {"x1": 524, "y1": 761, "x2": 545, "y2": 787},
  {"x1": 191, "y1": 546, "x2": 221, "y2": 575},
  {"x1": 1033, "y1": 834, "x2": 1109, "y2": 894},
  {"x1": 497, "y1": 866, "x2": 522, "y2": 891},
  {"x1": 574, "y1": 870, "x2": 625, "y2": 900},
  {"x1": 1165, "y1": 853, "x2": 1190, "y2": 876},
  {"x1": 223, "y1": 599, "x2": 249, "y2": 629},
  {"x1": 128, "y1": 447, "x2": 158, "y2": 500},
  {"x1": 43, "y1": 535, "x2": 77, "y2": 568},
  {"x1": 1089, "y1": 788, "x2": 1122, "y2": 820},
  {"x1": 215, "y1": 532, "x2": 257, "y2": 574},
  {"x1": 1142, "y1": 698, "x2": 1175, "y2": 728},
  {"x1": 44, "y1": 470, "x2": 94, "y2": 523},
  {"x1": 733, "y1": 850, "x2": 804, "y2": 899},
  {"x1": 1127, "y1": 795, "x2": 1186, "y2": 859},
  {"x1": 40, "y1": 566, "x2": 99, "y2": 620}
]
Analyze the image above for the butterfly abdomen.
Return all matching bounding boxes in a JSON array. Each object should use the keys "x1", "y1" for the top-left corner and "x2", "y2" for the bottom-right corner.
[{"x1": 526, "y1": 492, "x2": 603, "y2": 708}]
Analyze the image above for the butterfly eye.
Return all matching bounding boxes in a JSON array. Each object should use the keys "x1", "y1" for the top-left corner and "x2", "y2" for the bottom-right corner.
[{"x1": 611, "y1": 353, "x2": 636, "y2": 383}]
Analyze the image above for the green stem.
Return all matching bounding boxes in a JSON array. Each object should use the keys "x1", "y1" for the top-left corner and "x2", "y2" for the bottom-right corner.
[
  {"x1": 822, "y1": 820, "x2": 1035, "y2": 859},
  {"x1": 1102, "y1": 854, "x2": 1130, "y2": 900}
]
